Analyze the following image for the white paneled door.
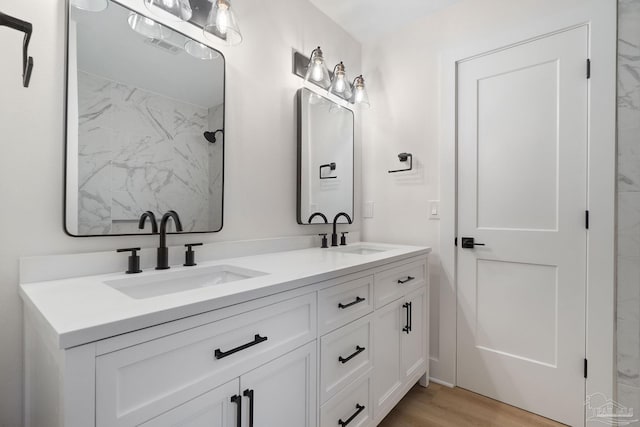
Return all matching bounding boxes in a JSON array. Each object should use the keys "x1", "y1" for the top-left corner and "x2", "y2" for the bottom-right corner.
[{"x1": 456, "y1": 26, "x2": 588, "y2": 426}]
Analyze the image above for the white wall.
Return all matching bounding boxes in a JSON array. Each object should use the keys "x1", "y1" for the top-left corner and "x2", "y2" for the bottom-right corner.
[
  {"x1": 0, "y1": 0, "x2": 360, "y2": 425},
  {"x1": 360, "y1": 0, "x2": 601, "y2": 385}
]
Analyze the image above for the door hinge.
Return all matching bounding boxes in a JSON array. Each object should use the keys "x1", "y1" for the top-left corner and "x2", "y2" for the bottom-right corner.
[
  {"x1": 585, "y1": 210, "x2": 590, "y2": 230},
  {"x1": 587, "y1": 59, "x2": 591, "y2": 79},
  {"x1": 454, "y1": 237, "x2": 458, "y2": 247},
  {"x1": 584, "y1": 358, "x2": 588, "y2": 378}
]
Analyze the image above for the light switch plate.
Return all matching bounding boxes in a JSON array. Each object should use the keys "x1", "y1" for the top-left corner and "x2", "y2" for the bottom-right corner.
[
  {"x1": 428, "y1": 200, "x2": 440, "y2": 220},
  {"x1": 363, "y1": 201, "x2": 374, "y2": 218}
]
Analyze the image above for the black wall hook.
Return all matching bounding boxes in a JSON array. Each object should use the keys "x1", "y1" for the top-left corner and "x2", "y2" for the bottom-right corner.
[
  {"x1": 388, "y1": 153, "x2": 413, "y2": 173},
  {"x1": 0, "y1": 12, "x2": 34, "y2": 88}
]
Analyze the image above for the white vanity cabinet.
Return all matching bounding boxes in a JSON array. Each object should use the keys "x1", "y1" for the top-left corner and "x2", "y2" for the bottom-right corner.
[
  {"x1": 372, "y1": 262, "x2": 429, "y2": 423},
  {"x1": 22, "y1": 248, "x2": 429, "y2": 427}
]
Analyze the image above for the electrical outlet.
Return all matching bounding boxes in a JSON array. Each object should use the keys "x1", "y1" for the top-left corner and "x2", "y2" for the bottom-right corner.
[
  {"x1": 364, "y1": 201, "x2": 374, "y2": 218},
  {"x1": 428, "y1": 200, "x2": 440, "y2": 220}
]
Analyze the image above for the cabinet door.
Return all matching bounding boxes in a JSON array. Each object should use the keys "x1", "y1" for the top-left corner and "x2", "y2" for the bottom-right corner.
[
  {"x1": 240, "y1": 341, "x2": 316, "y2": 427},
  {"x1": 140, "y1": 379, "x2": 240, "y2": 427},
  {"x1": 401, "y1": 286, "x2": 428, "y2": 381},
  {"x1": 372, "y1": 298, "x2": 403, "y2": 419}
]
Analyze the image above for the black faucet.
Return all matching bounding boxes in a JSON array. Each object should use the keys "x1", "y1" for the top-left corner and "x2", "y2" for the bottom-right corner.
[
  {"x1": 138, "y1": 211, "x2": 158, "y2": 234},
  {"x1": 331, "y1": 212, "x2": 352, "y2": 247},
  {"x1": 308, "y1": 212, "x2": 328, "y2": 224},
  {"x1": 156, "y1": 210, "x2": 183, "y2": 270}
]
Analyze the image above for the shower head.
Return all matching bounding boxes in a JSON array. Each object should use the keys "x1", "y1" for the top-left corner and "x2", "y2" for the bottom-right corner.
[{"x1": 204, "y1": 129, "x2": 223, "y2": 143}]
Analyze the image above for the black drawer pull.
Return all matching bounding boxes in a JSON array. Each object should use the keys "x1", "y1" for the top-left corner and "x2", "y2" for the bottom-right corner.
[
  {"x1": 230, "y1": 394, "x2": 242, "y2": 426},
  {"x1": 243, "y1": 389, "x2": 254, "y2": 427},
  {"x1": 402, "y1": 302, "x2": 412, "y2": 334},
  {"x1": 338, "y1": 345, "x2": 366, "y2": 364},
  {"x1": 398, "y1": 276, "x2": 415, "y2": 284},
  {"x1": 339, "y1": 404, "x2": 365, "y2": 427},
  {"x1": 214, "y1": 334, "x2": 268, "y2": 359},
  {"x1": 338, "y1": 296, "x2": 365, "y2": 309}
]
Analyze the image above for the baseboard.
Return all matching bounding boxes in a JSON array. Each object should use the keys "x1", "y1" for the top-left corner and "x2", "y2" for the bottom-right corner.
[{"x1": 429, "y1": 377, "x2": 455, "y2": 388}]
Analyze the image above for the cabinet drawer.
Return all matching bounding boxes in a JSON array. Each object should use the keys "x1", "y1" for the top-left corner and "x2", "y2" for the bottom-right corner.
[
  {"x1": 96, "y1": 293, "x2": 316, "y2": 427},
  {"x1": 318, "y1": 275, "x2": 373, "y2": 335},
  {"x1": 374, "y1": 260, "x2": 426, "y2": 308},
  {"x1": 321, "y1": 373, "x2": 372, "y2": 427},
  {"x1": 320, "y1": 314, "x2": 372, "y2": 404}
]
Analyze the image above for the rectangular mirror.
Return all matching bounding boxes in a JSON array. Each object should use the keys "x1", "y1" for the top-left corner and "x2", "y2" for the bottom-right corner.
[
  {"x1": 297, "y1": 88, "x2": 354, "y2": 224},
  {"x1": 65, "y1": 0, "x2": 225, "y2": 236}
]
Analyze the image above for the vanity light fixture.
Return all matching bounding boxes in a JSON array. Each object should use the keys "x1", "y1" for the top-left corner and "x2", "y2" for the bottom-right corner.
[
  {"x1": 304, "y1": 47, "x2": 331, "y2": 88},
  {"x1": 71, "y1": 0, "x2": 108, "y2": 12},
  {"x1": 293, "y1": 49, "x2": 371, "y2": 107},
  {"x1": 185, "y1": 40, "x2": 220, "y2": 60},
  {"x1": 144, "y1": 0, "x2": 192, "y2": 22},
  {"x1": 128, "y1": 12, "x2": 165, "y2": 40},
  {"x1": 351, "y1": 75, "x2": 370, "y2": 109},
  {"x1": 328, "y1": 62, "x2": 352, "y2": 100},
  {"x1": 203, "y1": 0, "x2": 243, "y2": 46}
]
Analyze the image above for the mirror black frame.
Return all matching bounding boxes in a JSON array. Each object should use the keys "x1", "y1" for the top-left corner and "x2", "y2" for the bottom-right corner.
[
  {"x1": 296, "y1": 88, "x2": 355, "y2": 225},
  {"x1": 62, "y1": 0, "x2": 226, "y2": 237}
]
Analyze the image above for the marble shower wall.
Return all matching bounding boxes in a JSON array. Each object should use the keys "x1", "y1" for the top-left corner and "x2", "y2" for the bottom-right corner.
[
  {"x1": 77, "y1": 70, "x2": 223, "y2": 234},
  {"x1": 618, "y1": 0, "x2": 640, "y2": 417}
]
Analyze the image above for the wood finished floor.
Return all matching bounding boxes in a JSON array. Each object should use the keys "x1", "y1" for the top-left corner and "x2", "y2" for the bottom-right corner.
[{"x1": 378, "y1": 383, "x2": 566, "y2": 427}]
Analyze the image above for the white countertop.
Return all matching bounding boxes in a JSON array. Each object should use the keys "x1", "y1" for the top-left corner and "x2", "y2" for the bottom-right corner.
[{"x1": 20, "y1": 242, "x2": 430, "y2": 349}]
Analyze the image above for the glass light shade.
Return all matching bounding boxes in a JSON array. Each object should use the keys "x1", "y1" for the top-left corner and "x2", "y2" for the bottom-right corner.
[
  {"x1": 184, "y1": 40, "x2": 220, "y2": 60},
  {"x1": 351, "y1": 75, "x2": 370, "y2": 108},
  {"x1": 128, "y1": 13, "x2": 165, "y2": 40},
  {"x1": 203, "y1": 0, "x2": 243, "y2": 46},
  {"x1": 328, "y1": 62, "x2": 353, "y2": 100},
  {"x1": 71, "y1": 0, "x2": 108, "y2": 12},
  {"x1": 144, "y1": 0, "x2": 192, "y2": 22},
  {"x1": 304, "y1": 47, "x2": 331, "y2": 88}
]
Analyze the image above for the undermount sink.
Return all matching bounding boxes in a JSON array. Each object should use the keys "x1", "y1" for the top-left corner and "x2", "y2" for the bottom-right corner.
[
  {"x1": 332, "y1": 245, "x2": 390, "y2": 255},
  {"x1": 104, "y1": 265, "x2": 267, "y2": 299}
]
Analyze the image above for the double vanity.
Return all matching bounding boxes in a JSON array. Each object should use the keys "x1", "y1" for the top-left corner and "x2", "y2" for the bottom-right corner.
[
  {"x1": 21, "y1": 242, "x2": 430, "y2": 427},
  {"x1": 26, "y1": 1, "x2": 432, "y2": 425}
]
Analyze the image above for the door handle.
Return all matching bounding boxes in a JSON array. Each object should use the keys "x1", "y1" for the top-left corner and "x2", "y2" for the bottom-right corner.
[
  {"x1": 461, "y1": 237, "x2": 485, "y2": 249},
  {"x1": 243, "y1": 389, "x2": 254, "y2": 427},
  {"x1": 230, "y1": 394, "x2": 242, "y2": 427},
  {"x1": 402, "y1": 302, "x2": 412, "y2": 334}
]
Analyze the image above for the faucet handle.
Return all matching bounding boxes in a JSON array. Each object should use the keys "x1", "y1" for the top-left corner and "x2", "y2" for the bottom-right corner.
[
  {"x1": 184, "y1": 243, "x2": 203, "y2": 267},
  {"x1": 318, "y1": 234, "x2": 328, "y2": 249},
  {"x1": 117, "y1": 248, "x2": 142, "y2": 274},
  {"x1": 340, "y1": 232, "x2": 349, "y2": 246}
]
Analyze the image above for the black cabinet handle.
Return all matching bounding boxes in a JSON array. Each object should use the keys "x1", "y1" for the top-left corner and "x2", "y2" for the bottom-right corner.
[
  {"x1": 230, "y1": 394, "x2": 242, "y2": 426},
  {"x1": 338, "y1": 345, "x2": 366, "y2": 364},
  {"x1": 338, "y1": 296, "x2": 365, "y2": 309},
  {"x1": 214, "y1": 334, "x2": 268, "y2": 359},
  {"x1": 339, "y1": 404, "x2": 366, "y2": 427},
  {"x1": 243, "y1": 389, "x2": 254, "y2": 427},
  {"x1": 397, "y1": 276, "x2": 415, "y2": 284},
  {"x1": 402, "y1": 302, "x2": 412, "y2": 334}
]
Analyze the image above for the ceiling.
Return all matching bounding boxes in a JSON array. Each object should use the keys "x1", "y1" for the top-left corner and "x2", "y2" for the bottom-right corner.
[{"x1": 309, "y1": 0, "x2": 462, "y2": 43}]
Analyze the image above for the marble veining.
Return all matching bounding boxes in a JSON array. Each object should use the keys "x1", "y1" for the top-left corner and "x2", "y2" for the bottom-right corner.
[
  {"x1": 76, "y1": 70, "x2": 223, "y2": 234},
  {"x1": 618, "y1": 0, "x2": 640, "y2": 419}
]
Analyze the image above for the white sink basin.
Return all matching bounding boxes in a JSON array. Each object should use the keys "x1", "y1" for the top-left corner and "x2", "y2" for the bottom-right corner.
[
  {"x1": 104, "y1": 265, "x2": 267, "y2": 299},
  {"x1": 332, "y1": 245, "x2": 390, "y2": 255}
]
